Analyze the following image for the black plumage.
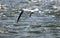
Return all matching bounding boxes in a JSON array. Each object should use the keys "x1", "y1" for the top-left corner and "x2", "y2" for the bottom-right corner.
[{"x1": 17, "y1": 10, "x2": 24, "y2": 23}]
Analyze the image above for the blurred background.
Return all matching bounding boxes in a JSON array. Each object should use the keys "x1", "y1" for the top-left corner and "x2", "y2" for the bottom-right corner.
[{"x1": 0, "y1": 0, "x2": 60, "y2": 38}]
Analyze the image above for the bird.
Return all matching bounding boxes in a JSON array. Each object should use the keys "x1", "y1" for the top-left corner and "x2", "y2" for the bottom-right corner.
[{"x1": 16, "y1": 8, "x2": 39, "y2": 23}]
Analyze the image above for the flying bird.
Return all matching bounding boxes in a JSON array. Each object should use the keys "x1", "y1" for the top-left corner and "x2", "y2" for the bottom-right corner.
[{"x1": 16, "y1": 8, "x2": 39, "y2": 23}]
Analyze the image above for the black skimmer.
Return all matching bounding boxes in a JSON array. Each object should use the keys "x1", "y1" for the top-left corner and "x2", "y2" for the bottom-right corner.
[{"x1": 16, "y1": 8, "x2": 39, "y2": 23}]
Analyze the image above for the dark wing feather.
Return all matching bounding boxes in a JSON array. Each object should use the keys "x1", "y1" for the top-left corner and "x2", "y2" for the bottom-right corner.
[{"x1": 17, "y1": 10, "x2": 24, "y2": 23}]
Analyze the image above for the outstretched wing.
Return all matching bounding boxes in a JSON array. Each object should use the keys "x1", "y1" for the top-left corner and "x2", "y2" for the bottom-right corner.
[{"x1": 17, "y1": 10, "x2": 24, "y2": 23}]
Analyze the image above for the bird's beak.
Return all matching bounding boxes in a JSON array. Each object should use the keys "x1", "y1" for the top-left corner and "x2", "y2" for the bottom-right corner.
[{"x1": 29, "y1": 12, "x2": 34, "y2": 17}]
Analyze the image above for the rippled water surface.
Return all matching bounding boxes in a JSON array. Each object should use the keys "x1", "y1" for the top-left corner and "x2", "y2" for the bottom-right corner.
[{"x1": 0, "y1": 0, "x2": 60, "y2": 38}]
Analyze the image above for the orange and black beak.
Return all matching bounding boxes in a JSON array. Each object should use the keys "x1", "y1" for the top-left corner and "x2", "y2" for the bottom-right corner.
[{"x1": 29, "y1": 12, "x2": 34, "y2": 17}]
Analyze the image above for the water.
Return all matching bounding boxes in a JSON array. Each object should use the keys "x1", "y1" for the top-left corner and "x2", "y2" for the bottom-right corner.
[{"x1": 0, "y1": 0, "x2": 60, "y2": 38}]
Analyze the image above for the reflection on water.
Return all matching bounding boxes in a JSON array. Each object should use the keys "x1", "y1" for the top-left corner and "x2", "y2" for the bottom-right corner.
[{"x1": 0, "y1": 0, "x2": 60, "y2": 38}]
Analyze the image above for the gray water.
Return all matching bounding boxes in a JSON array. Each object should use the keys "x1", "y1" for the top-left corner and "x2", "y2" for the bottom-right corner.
[{"x1": 0, "y1": 0, "x2": 60, "y2": 38}]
